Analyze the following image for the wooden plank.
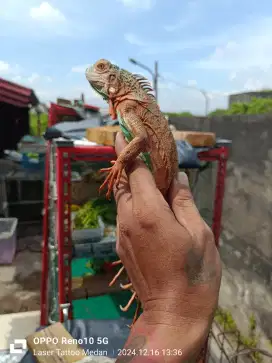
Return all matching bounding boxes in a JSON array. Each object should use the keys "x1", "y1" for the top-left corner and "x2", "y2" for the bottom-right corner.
[
  {"x1": 86, "y1": 126, "x2": 216, "y2": 147},
  {"x1": 27, "y1": 322, "x2": 85, "y2": 362},
  {"x1": 173, "y1": 131, "x2": 216, "y2": 147},
  {"x1": 86, "y1": 126, "x2": 120, "y2": 146},
  {"x1": 71, "y1": 270, "x2": 124, "y2": 300}
]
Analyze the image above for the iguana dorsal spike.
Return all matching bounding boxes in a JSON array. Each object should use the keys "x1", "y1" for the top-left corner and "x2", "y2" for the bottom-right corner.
[
  {"x1": 133, "y1": 73, "x2": 145, "y2": 79},
  {"x1": 132, "y1": 73, "x2": 155, "y2": 97}
]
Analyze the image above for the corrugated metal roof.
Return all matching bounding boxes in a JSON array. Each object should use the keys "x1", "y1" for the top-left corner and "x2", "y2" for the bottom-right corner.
[
  {"x1": 0, "y1": 77, "x2": 39, "y2": 108},
  {"x1": 84, "y1": 103, "x2": 100, "y2": 111}
]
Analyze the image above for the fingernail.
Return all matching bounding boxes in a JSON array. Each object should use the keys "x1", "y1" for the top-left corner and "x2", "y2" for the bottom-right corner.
[{"x1": 177, "y1": 171, "x2": 189, "y2": 187}]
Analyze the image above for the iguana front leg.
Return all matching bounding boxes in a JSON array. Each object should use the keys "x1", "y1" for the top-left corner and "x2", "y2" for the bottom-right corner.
[{"x1": 99, "y1": 111, "x2": 148, "y2": 199}]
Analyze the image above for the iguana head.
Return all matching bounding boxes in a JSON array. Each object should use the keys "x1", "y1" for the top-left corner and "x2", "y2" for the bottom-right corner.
[{"x1": 85, "y1": 59, "x2": 154, "y2": 102}]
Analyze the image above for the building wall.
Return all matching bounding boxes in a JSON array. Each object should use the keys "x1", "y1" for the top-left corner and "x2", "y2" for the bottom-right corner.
[
  {"x1": 170, "y1": 114, "x2": 272, "y2": 350},
  {"x1": 228, "y1": 91, "x2": 272, "y2": 106}
]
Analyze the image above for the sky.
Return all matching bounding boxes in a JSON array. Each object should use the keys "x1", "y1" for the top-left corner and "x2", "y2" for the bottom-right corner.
[{"x1": 1, "y1": 0, "x2": 272, "y2": 115}]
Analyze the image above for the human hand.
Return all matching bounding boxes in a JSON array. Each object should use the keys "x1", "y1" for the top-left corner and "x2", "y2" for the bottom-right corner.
[{"x1": 113, "y1": 132, "x2": 222, "y2": 325}]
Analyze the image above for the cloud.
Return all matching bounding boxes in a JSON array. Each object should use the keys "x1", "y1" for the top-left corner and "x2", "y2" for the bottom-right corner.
[
  {"x1": 12, "y1": 75, "x2": 22, "y2": 82},
  {"x1": 117, "y1": 0, "x2": 155, "y2": 10},
  {"x1": 0, "y1": 2, "x2": 97, "y2": 39},
  {"x1": 0, "y1": 61, "x2": 22, "y2": 76},
  {"x1": 0, "y1": 61, "x2": 11, "y2": 74},
  {"x1": 158, "y1": 80, "x2": 179, "y2": 91},
  {"x1": 1, "y1": 64, "x2": 54, "y2": 90},
  {"x1": 147, "y1": 71, "x2": 226, "y2": 114},
  {"x1": 229, "y1": 72, "x2": 237, "y2": 81},
  {"x1": 0, "y1": 61, "x2": 50, "y2": 87},
  {"x1": 178, "y1": 14, "x2": 272, "y2": 98},
  {"x1": 228, "y1": 72, "x2": 271, "y2": 93},
  {"x1": 187, "y1": 80, "x2": 198, "y2": 87},
  {"x1": 243, "y1": 79, "x2": 265, "y2": 91},
  {"x1": 35, "y1": 84, "x2": 107, "y2": 108},
  {"x1": 71, "y1": 65, "x2": 89, "y2": 73},
  {"x1": 195, "y1": 16, "x2": 272, "y2": 71},
  {"x1": 30, "y1": 2, "x2": 66, "y2": 22},
  {"x1": 124, "y1": 14, "x2": 272, "y2": 64},
  {"x1": 26, "y1": 74, "x2": 54, "y2": 86},
  {"x1": 27, "y1": 73, "x2": 40, "y2": 84},
  {"x1": 158, "y1": 84, "x2": 228, "y2": 114},
  {"x1": 158, "y1": 74, "x2": 200, "y2": 94},
  {"x1": 124, "y1": 33, "x2": 146, "y2": 47},
  {"x1": 124, "y1": 31, "x2": 226, "y2": 55}
]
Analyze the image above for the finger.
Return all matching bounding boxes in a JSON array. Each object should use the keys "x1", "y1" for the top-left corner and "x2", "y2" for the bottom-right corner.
[
  {"x1": 115, "y1": 131, "x2": 128, "y2": 158},
  {"x1": 115, "y1": 132, "x2": 158, "y2": 204},
  {"x1": 168, "y1": 171, "x2": 202, "y2": 227},
  {"x1": 114, "y1": 132, "x2": 129, "y2": 182},
  {"x1": 115, "y1": 131, "x2": 150, "y2": 178},
  {"x1": 115, "y1": 132, "x2": 160, "y2": 202},
  {"x1": 113, "y1": 173, "x2": 132, "y2": 216},
  {"x1": 128, "y1": 160, "x2": 161, "y2": 205},
  {"x1": 112, "y1": 132, "x2": 131, "y2": 212}
]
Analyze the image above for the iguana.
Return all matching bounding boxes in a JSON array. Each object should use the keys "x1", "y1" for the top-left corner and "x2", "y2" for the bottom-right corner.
[
  {"x1": 85, "y1": 59, "x2": 178, "y2": 200},
  {"x1": 85, "y1": 59, "x2": 178, "y2": 325}
]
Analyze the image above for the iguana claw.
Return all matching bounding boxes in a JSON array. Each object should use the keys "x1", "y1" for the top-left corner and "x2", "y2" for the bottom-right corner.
[{"x1": 99, "y1": 160, "x2": 123, "y2": 199}]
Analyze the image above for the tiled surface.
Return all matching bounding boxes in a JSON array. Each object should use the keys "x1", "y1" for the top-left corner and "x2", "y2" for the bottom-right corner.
[{"x1": 0, "y1": 311, "x2": 40, "y2": 350}]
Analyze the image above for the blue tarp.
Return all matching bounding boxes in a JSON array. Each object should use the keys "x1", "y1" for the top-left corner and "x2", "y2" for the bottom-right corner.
[{"x1": 176, "y1": 138, "x2": 231, "y2": 168}]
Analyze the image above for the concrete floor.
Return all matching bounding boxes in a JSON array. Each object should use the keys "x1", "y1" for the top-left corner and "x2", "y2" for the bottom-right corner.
[{"x1": 0, "y1": 231, "x2": 42, "y2": 315}]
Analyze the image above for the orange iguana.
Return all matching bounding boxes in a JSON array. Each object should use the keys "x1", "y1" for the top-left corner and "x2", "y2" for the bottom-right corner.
[
  {"x1": 85, "y1": 59, "x2": 178, "y2": 200},
  {"x1": 85, "y1": 59, "x2": 179, "y2": 324}
]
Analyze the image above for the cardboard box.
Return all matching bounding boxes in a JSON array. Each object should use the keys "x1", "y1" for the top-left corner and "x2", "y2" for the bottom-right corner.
[{"x1": 27, "y1": 322, "x2": 86, "y2": 362}]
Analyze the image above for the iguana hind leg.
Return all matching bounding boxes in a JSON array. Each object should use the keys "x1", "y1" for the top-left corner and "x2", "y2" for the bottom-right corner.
[
  {"x1": 120, "y1": 291, "x2": 137, "y2": 312},
  {"x1": 109, "y1": 260, "x2": 140, "y2": 327},
  {"x1": 127, "y1": 300, "x2": 141, "y2": 328},
  {"x1": 108, "y1": 265, "x2": 125, "y2": 286},
  {"x1": 120, "y1": 282, "x2": 133, "y2": 289}
]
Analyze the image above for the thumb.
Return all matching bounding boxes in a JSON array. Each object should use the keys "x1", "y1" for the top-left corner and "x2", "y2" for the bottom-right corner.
[
  {"x1": 168, "y1": 172, "x2": 201, "y2": 224},
  {"x1": 115, "y1": 132, "x2": 128, "y2": 157}
]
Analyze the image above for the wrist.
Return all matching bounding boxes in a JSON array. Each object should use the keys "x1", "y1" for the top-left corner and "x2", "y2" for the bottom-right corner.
[
  {"x1": 142, "y1": 294, "x2": 217, "y2": 327},
  {"x1": 117, "y1": 312, "x2": 210, "y2": 362}
]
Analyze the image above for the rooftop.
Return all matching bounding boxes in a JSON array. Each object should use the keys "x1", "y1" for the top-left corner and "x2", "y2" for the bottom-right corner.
[{"x1": 0, "y1": 78, "x2": 39, "y2": 108}]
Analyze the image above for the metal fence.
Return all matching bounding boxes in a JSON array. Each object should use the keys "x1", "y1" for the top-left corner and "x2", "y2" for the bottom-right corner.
[{"x1": 207, "y1": 309, "x2": 272, "y2": 363}]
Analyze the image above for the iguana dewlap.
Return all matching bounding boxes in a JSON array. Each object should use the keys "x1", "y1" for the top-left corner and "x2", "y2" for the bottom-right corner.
[{"x1": 85, "y1": 59, "x2": 178, "y2": 198}]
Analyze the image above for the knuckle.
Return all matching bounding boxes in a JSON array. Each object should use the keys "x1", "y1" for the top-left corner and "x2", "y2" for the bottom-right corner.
[
  {"x1": 133, "y1": 205, "x2": 158, "y2": 229},
  {"x1": 115, "y1": 240, "x2": 122, "y2": 258},
  {"x1": 118, "y1": 220, "x2": 132, "y2": 240},
  {"x1": 173, "y1": 189, "x2": 193, "y2": 208},
  {"x1": 201, "y1": 223, "x2": 214, "y2": 243}
]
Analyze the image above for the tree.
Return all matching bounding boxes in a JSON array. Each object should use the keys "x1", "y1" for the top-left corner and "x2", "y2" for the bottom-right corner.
[
  {"x1": 164, "y1": 112, "x2": 194, "y2": 117},
  {"x1": 208, "y1": 97, "x2": 272, "y2": 116},
  {"x1": 208, "y1": 108, "x2": 229, "y2": 117}
]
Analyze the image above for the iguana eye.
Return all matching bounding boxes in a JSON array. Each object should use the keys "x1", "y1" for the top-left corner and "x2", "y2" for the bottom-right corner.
[
  {"x1": 97, "y1": 63, "x2": 106, "y2": 71},
  {"x1": 95, "y1": 59, "x2": 110, "y2": 72}
]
